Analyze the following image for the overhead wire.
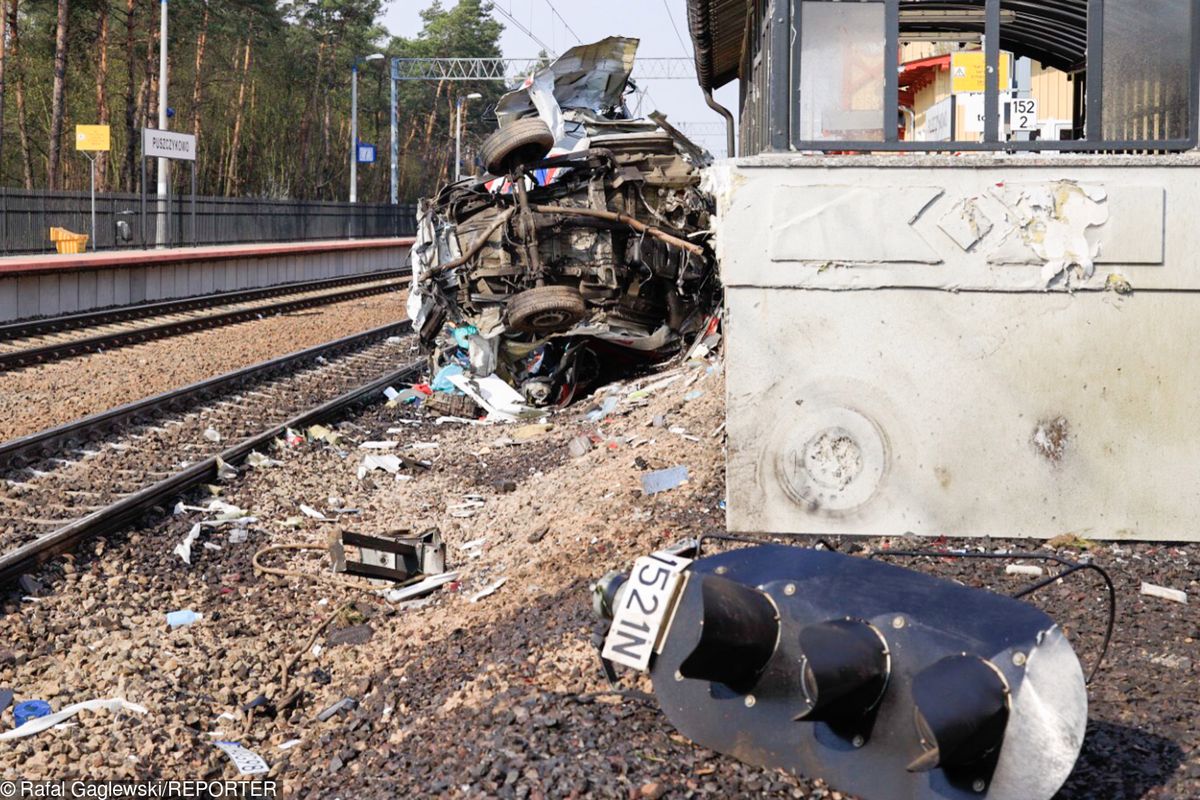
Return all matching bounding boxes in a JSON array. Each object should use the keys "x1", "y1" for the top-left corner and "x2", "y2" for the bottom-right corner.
[
  {"x1": 662, "y1": 0, "x2": 692, "y2": 57},
  {"x1": 542, "y1": 0, "x2": 583, "y2": 44},
  {"x1": 493, "y1": 2, "x2": 556, "y2": 57}
]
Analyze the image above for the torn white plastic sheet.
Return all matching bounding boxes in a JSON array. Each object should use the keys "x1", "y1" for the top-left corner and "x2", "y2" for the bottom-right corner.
[
  {"x1": 446, "y1": 373, "x2": 532, "y2": 422},
  {"x1": 0, "y1": 699, "x2": 148, "y2": 740},
  {"x1": 203, "y1": 427, "x2": 221, "y2": 443},
  {"x1": 173, "y1": 523, "x2": 203, "y2": 565},
  {"x1": 385, "y1": 571, "x2": 459, "y2": 603},
  {"x1": 357, "y1": 454, "x2": 402, "y2": 479},
  {"x1": 212, "y1": 741, "x2": 270, "y2": 775},
  {"x1": 360, "y1": 441, "x2": 399, "y2": 450}
]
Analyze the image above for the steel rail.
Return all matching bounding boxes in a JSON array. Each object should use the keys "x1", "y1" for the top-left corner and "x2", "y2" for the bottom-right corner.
[
  {"x1": 0, "y1": 270, "x2": 408, "y2": 342},
  {"x1": 0, "y1": 321, "x2": 413, "y2": 473},
  {"x1": 0, "y1": 274, "x2": 409, "y2": 371},
  {"x1": 0, "y1": 355, "x2": 423, "y2": 586}
]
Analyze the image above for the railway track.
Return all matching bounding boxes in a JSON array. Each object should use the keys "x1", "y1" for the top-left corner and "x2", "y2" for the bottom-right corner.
[
  {"x1": 0, "y1": 321, "x2": 422, "y2": 586},
  {"x1": 0, "y1": 269, "x2": 409, "y2": 371}
]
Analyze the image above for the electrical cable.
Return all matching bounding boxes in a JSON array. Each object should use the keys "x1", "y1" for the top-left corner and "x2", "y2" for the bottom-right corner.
[
  {"x1": 542, "y1": 0, "x2": 583, "y2": 44},
  {"x1": 493, "y1": 3, "x2": 556, "y2": 57},
  {"x1": 662, "y1": 0, "x2": 692, "y2": 57}
]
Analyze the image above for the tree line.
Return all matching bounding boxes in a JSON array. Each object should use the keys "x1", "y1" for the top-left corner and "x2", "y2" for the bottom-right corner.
[{"x1": 0, "y1": 0, "x2": 505, "y2": 201}]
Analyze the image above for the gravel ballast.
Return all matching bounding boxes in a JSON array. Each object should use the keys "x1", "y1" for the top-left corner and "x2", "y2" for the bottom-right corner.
[
  {"x1": 0, "y1": 352, "x2": 1197, "y2": 799},
  {"x1": 0, "y1": 291, "x2": 408, "y2": 441}
]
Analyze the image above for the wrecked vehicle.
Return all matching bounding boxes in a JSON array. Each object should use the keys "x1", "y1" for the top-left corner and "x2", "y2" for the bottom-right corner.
[{"x1": 408, "y1": 37, "x2": 719, "y2": 407}]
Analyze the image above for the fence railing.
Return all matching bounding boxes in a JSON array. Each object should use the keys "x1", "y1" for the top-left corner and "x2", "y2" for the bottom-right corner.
[{"x1": 0, "y1": 188, "x2": 418, "y2": 255}]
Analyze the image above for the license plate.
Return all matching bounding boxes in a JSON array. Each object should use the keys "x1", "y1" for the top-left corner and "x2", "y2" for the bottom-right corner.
[{"x1": 602, "y1": 550, "x2": 693, "y2": 671}]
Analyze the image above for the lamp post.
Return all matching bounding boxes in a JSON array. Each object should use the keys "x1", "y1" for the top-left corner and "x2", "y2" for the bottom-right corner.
[
  {"x1": 155, "y1": 0, "x2": 169, "y2": 247},
  {"x1": 351, "y1": 53, "x2": 385, "y2": 204},
  {"x1": 455, "y1": 92, "x2": 483, "y2": 181}
]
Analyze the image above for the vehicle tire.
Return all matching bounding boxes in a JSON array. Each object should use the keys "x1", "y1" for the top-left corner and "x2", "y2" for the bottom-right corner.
[
  {"x1": 506, "y1": 285, "x2": 587, "y2": 334},
  {"x1": 481, "y1": 118, "x2": 555, "y2": 176}
]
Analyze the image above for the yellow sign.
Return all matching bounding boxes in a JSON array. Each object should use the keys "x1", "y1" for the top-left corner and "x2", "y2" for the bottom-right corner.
[
  {"x1": 75, "y1": 125, "x2": 111, "y2": 152},
  {"x1": 950, "y1": 52, "x2": 1012, "y2": 94}
]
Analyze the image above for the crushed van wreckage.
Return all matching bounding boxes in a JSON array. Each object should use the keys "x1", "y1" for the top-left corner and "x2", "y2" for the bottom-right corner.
[{"x1": 408, "y1": 37, "x2": 720, "y2": 407}]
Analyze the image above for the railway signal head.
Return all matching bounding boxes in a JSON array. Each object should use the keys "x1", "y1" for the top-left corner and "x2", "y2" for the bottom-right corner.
[{"x1": 597, "y1": 544, "x2": 1089, "y2": 800}]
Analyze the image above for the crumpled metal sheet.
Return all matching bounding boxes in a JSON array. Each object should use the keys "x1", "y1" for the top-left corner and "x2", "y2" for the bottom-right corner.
[{"x1": 496, "y1": 36, "x2": 640, "y2": 141}]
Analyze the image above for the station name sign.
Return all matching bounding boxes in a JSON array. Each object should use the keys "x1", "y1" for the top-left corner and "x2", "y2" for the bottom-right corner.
[{"x1": 142, "y1": 128, "x2": 197, "y2": 162}]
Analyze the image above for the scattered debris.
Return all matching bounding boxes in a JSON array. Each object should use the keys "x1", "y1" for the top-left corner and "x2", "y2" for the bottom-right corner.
[
  {"x1": 1047, "y1": 533, "x2": 1095, "y2": 550},
  {"x1": 0, "y1": 699, "x2": 148, "y2": 741},
  {"x1": 215, "y1": 456, "x2": 238, "y2": 482},
  {"x1": 1141, "y1": 582, "x2": 1188, "y2": 605},
  {"x1": 212, "y1": 741, "x2": 270, "y2": 776},
  {"x1": 358, "y1": 453, "x2": 403, "y2": 479},
  {"x1": 203, "y1": 427, "x2": 222, "y2": 443},
  {"x1": 329, "y1": 528, "x2": 446, "y2": 584},
  {"x1": 165, "y1": 610, "x2": 201, "y2": 628},
  {"x1": 568, "y1": 435, "x2": 594, "y2": 458},
  {"x1": 1005, "y1": 564, "x2": 1044, "y2": 577},
  {"x1": 12, "y1": 700, "x2": 52, "y2": 728},
  {"x1": 300, "y1": 504, "x2": 329, "y2": 521},
  {"x1": 470, "y1": 577, "x2": 508, "y2": 603},
  {"x1": 642, "y1": 465, "x2": 689, "y2": 495},
  {"x1": 316, "y1": 698, "x2": 358, "y2": 723},
  {"x1": 385, "y1": 572, "x2": 459, "y2": 603},
  {"x1": 247, "y1": 451, "x2": 281, "y2": 468}
]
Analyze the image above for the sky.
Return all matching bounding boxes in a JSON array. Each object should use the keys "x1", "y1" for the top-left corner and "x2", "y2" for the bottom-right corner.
[{"x1": 381, "y1": 0, "x2": 740, "y2": 157}]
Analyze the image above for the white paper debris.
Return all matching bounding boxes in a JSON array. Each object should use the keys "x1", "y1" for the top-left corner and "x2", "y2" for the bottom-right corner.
[
  {"x1": 357, "y1": 454, "x2": 402, "y2": 479},
  {"x1": 278, "y1": 739, "x2": 303, "y2": 751},
  {"x1": 0, "y1": 699, "x2": 149, "y2": 740},
  {"x1": 1141, "y1": 582, "x2": 1188, "y2": 604},
  {"x1": 1005, "y1": 564, "x2": 1044, "y2": 577},
  {"x1": 212, "y1": 741, "x2": 270, "y2": 775},
  {"x1": 360, "y1": 441, "x2": 399, "y2": 450},
  {"x1": 173, "y1": 523, "x2": 203, "y2": 565},
  {"x1": 203, "y1": 427, "x2": 222, "y2": 443},
  {"x1": 470, "y1": 577, "x2": 508, "y2": 603}
]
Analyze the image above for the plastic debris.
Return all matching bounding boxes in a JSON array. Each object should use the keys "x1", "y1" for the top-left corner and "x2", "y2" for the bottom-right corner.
[
  {"x1": 212, "y1": 741, "x2": 270, "y2": 775},
  {"x1": 166, "y1": 610, "x2": 202, "y2": 628},
  {"x1": 568, "y1": 435, "x2": 594, "y2": 458},
  {"x1": 174, "y1": 524, "x2": 203, "y2": 565},
  {"x1": 447, "y1": 373, "x2": 532, "y2": 421},
  {"x1": 642, "y1": 465, "x2": 689, "y2": 495},
  {"x1": 229, "y1": 529, "x2": 249, "y2": 545},
  {"x1": 358, "y1": 454, "x2": 402, "y2": 479},
  {"x1": 203, "y1": 427, "x2": 222, "y2": 443},
  {"x1": 307, "y1": 424, "x2": 341, "y2": 445},
  {"x1": 386, "y1": 336, "x2": 404, "y2": 344},
  {"x1": 383, "y1": 386, "x2": 400, "y2": 402},
  {"x1": 1006, "y1": 564, "x2": 1044, "y2": 577},
  {"x1": 1141, "y1": 582, "x2": 1188, "y2": 604},
  {"x1": 284, "y1": 428, "x2": 305, "y2": 447},
  {"x1": 359, "y1": 441, "x2": 399, "y2": 450},
  {"x1": 470, "y1": 577, "x2": 508, "y2": 603},
  {"x1": 586, "y1": 396, "x2": 620, "y2": 423},
  {"x1": 432, "y1": 364, "x2": 466, "y2": 394},
  {"x1": 317, "y1": 698, "x2": 358, "y2": 722},
  {"x1": 299, "y1": 504, "x2": 329, "y2": 521},
  {"x1": 0, "y1": 699, "x2": 148, "y2": 741},
  {"x1": 215, "y1": 457, "x2": 238, "y2": 482},
  {"x1": 385, "y1": 572, "x2": 459, "y2": 603},
  {"x1": 12, "y1": 700, "x2": 52, "y2": 728},
  {"x1": 278, "y1": 739, "x2": 303, "y2": 751},
  {"x1": 246, "y1": 451, "x2": 281, "y2": 468}
]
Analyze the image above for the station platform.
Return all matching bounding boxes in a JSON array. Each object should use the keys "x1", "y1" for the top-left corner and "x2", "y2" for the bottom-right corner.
[{"x1": 0, "y1": 237, "x2": 414, "y2": 323}]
